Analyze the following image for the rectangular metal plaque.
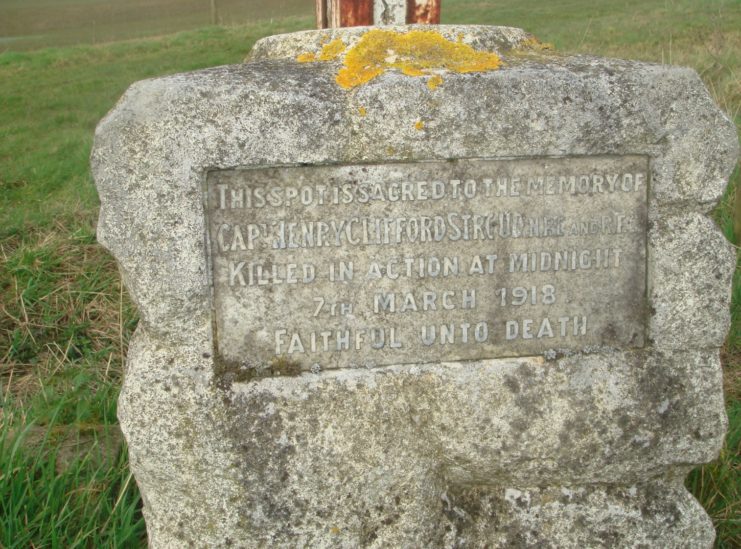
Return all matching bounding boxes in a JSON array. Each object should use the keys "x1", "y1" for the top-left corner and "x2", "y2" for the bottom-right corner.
[{"x1": 206, "y1": 156, "x2": 648, "y2": 370}]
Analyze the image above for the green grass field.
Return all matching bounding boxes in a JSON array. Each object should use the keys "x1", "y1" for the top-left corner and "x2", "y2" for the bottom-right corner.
[
  {"x1": 1, "y1": 0, "x2": 739, "y2": 546},
  {"x1": 0, "y1": 0, "x2": 312, "y2": 51}
]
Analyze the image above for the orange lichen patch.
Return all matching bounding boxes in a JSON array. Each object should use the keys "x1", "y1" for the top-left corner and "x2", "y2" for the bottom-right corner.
[
  {"x1": 427, "y1": 74, "x2": 443, "y2": 90},
  {"x1": 358, "y1": 106, "x2": 367, "y2": 117},
  {"x1": 414, "y1": 120, "x2": 425, "y2": 130},
  {"x1": 401, "y1": 66, "x2": 425, "y2": 77},
  {"x1": 297, "y1": 38, "x2": 346, "y2": 63},
  {"x1": 296, "y1": 52, "x2": 316, "y2": 63},
  {"x1": 335, "y1": 29, "x2": 502, "y2": 89},
  {"x1": 318, "y1": 38, "x2": 346, "y2": 61}
]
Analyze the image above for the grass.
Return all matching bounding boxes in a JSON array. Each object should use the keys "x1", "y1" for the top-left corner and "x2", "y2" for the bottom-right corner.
[
  {"x1": 0, "y1": 19, "x2": 313, "y2": 234},
  {"x1": 0, "y1": 0, "x2": 313, "y2": 51},
  {"x1": 1, "y1": 382, "x2": 142, "y2": 547},
  {"x1": 0, "y1": 0, "x2": 739, "y2": 546},
  {"x1": 1, "y1": 219, "x2": 143, "y2": 546}
]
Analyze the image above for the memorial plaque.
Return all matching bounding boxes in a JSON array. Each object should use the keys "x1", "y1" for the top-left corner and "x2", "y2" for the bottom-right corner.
[{"x1": 206, "y1": 155, "x2": 648, "y2": 370}]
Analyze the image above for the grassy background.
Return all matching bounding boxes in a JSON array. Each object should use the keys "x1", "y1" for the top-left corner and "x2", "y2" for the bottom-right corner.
[
  {"x1": 1, "y1": 0, "x2": 739, "y2": 546},
  {"x1": 0, "y1": 0, "x2": 312, "y2": 51}
]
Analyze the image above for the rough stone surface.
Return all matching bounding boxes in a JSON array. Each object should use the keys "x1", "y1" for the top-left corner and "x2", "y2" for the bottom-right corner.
[
  {"x1": 248, "y1": 25, "x2": 533, "y2": 63},
  {"x1": 92, "y1": 25, "x2": 737, "y2": 548},
  {"x1": 649, "y1": 212, "x2": 735, "y2": 349}
]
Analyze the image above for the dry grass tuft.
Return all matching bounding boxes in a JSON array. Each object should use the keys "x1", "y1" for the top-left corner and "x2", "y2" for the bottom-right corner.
[{"x1": 0, "y1": 211, "x2": 137, "y2": 407}]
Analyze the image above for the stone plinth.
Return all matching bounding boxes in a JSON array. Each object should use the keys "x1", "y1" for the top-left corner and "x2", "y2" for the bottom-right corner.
[{"x1": 92, "y1": 25, "x2": 738, "y2": 547}]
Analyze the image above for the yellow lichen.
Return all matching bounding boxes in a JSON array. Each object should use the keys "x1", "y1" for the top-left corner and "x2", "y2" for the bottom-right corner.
[
  {"x1": 296, "y1": 52, "x2": 316, "y2": 63},
  {"x1": 358, "y1": 106, "x2": 367, "y2": 117},
  {"x1": 296, "y1": 38, "x2": 346, "y2": 63},
  {"x1": 427, "y1": 74, "x2": 444, "y2": 90},
  {"x1": 401, "y1": 65, "x2": 425, "y2": 77},
  {"x1": 414, "y1": 120, "x2": 425, "y2": 131},
  {"x1": 296, "y1": 28, "x2": 502, "y2": 89},
  {"x1": 318, "y1": 38, "x2": 346, "y2": 61},
  {"x1": 336, "y1": 29, "x2": 502, "y2": 89}
]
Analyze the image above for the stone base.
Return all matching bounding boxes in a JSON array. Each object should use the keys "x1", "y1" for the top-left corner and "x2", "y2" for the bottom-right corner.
[
  {"x1": 447, "y1": 482, "x2": 714, "y2": 548},
  {"x1": 120, "y1": 328, "x2": 720, "y2": 547}
]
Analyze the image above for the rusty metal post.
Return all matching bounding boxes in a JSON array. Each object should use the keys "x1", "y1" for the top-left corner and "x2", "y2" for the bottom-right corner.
[
  {"x1": 406, "y1": 0, "x2": 440, "y2": 24},
  {"x1": 316, "y1": 0, "x2": 440, "y2": 28}
]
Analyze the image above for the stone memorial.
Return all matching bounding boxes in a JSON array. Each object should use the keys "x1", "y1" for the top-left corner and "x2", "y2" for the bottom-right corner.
[{"x1": 92, "y1": 21, "x2": 738, "y2": 548}]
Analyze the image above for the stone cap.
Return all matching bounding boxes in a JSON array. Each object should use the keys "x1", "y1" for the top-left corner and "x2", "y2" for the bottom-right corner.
[{"x1": 248, "y1": 24, "x2": 541, "y2": 63}]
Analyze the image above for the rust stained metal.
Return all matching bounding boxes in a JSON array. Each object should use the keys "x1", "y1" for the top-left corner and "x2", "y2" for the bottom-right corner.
[
  {"x1": 340, "y1": 0, "x2": 374, "y2": 26},
  {"x1": 330, "y1": 0, "x2": 374, "y2": 27},
  {"x1": 406, "y1": 0, "x2": 441, "y2": 24},
  {"x1": 316, "y1": 0, "x2": 440, "y2": 28}
]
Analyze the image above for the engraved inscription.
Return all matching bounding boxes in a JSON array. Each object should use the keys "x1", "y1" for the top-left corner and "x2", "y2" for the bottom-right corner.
[{"x1": 206, "y1": 156, "x2": 648, "y2": 370}]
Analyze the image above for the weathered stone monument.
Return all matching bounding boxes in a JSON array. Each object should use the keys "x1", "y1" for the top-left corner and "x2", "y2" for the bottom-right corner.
[{"x1": 92, "y1": 4, "x2": 738, "y2": 546}]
